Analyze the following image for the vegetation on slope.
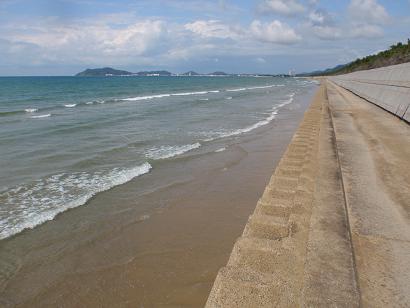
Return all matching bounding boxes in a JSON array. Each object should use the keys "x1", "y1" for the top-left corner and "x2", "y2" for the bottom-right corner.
[
  {"x1": 335, "y1": 39, "x2": 410, "y2": 74},
  {"x1": 306, "y1": 39, "x2": 410, "y2": 76}
]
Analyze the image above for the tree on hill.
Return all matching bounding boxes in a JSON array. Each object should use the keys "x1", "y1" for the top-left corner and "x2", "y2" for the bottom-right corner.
[{"x1": 330, "y1": 38, "x2": 410, "y2": 75}]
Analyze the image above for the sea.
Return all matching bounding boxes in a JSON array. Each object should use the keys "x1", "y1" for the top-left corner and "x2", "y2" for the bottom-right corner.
[{"x1": 0, "y1": 76, "x2": 318, "y2": 240}]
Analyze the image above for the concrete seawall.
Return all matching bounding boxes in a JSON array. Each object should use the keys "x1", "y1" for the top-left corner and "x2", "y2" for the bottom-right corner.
[
  {"x1": 206, "y1": 68, "x2": 410, "y2": 306},
  {"x1": 329, "y1": 62, "x2": 410, "y2": 122}
]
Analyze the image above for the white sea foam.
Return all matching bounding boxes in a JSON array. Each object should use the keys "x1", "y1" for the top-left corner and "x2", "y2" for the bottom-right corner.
[
  {"x1": 226, "y1": 84, "x2": 285, "y2": 92},
  {"x1": 25, "y1": 108, "x2": 38, "y2": 113},
  {"x1": 122, "y1": 94, "x2": 171, "y2": 101},
  {"x1": 120, "y1": 84, "x2": 285, "y2": 102},
  {"x1": 0, "y1": 162, "x2": 152, "y2": 240},
  {"x1": 171, "y1": 91, "x2": 208, "y2": 96},
  {"x1": 204, "y1": 93, "x2": 295, "y2": 141},
  {"x1": 226, "y1": 87, "x2": 247, "y2": 92},
  {"x1": 215, "y1": 147, "x2": 226, "y2": 152},
  {"x1": 247, "y1": 85, "x2": 274, "y2": 90},
  {"x1": 199, "y1": 98, "x2": 209, "y2": 101},
  {"x1": 64, "y1": 104, "x2": 77, "y2": 108},
  {"x1": 31, "y1": 114, "x2": 51, "y2": 119},
  {"x1": 85, "y1": 101, "x2": 94, "y2": 105},
  {"x1": 226, "y1": 96, "x2": 233, "y2": 100},
  {"x1": 121, "y1": 89, "x2": 220, "y2": 102},
  {"x1": 145, "y1": 143, "x2": 201, "y2": 160}
]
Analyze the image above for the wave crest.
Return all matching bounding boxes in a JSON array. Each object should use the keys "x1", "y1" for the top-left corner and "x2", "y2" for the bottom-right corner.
[
  {"x1": 145, "y1": 143, "x2": 201, "y2": 159},
  {"x1": 0, "y1": 162, "x2": 152, "y2": 240}
]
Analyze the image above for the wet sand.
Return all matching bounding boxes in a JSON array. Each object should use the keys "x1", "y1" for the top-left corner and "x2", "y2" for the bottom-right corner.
[{"x1": 0, "y1": 89, "x2": 315, "y2": 307}]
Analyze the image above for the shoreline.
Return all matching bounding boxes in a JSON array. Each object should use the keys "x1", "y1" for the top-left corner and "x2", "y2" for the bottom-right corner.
[
  {"x1": 206, "y1": 78, "x2": 410, "y2": 306},
  {"x1": 0, "y1": 88, "x2": 316, "y2": 306}
]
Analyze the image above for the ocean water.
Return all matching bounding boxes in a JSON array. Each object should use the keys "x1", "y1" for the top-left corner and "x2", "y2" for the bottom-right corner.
[{"x1": 0, "y1": 76, "x2": 318, "y2": 240}]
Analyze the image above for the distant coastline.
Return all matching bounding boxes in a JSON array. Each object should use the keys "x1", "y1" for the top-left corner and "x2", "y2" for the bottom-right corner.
[{"x1": 75, "y1": 67, "x2": 291, "y2": 77}]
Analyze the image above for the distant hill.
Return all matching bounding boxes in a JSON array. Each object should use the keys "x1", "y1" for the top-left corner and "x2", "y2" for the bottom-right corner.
[
  {"x1": 301, "y1": 38, "x2": 410, "y2": 76},
  {"x1": 75, "y1": 68, "x2": 284, "y2": 77},
  {"x1": 208, "y1": 71, "x2": 229, "y2": 76},
  {"x1": 76, "y1": 67, "x2": 132, "y2": 76},
  {"x1": 75, "y1": 67, "x2": 172, "y2": 77},
  {"x1": 297, "y1": 64, "x2": 348, "y2": 77}
]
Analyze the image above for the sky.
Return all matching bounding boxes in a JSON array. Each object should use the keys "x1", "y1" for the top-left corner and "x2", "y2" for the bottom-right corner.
[{"x1": 0, "y1": 0, "x2": 409, "y2": 75}]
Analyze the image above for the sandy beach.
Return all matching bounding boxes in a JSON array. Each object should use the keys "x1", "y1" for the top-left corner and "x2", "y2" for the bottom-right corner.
[{"x1": 0, "y1": 89, "x2": 315, "y2": 307}]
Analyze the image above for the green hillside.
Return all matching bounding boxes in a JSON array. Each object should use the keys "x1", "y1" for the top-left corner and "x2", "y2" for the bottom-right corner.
[
  {"x1": 334, "y1": 39, "x2": 410, "y2": 75},
  {"x1": 305, "y1": 39, "x2": 410, "y2": 76}
]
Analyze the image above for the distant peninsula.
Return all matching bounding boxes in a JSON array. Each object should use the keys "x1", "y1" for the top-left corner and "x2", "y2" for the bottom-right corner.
[
  {"x1": 75, "y1": 67, "x2": 285, "y2": 77},
  {"x1": 76, "y1": 67, "x2": 133, "y2": 77},
  {"x1": 75, "y1": 67, "x2": 173, "y2": 77}
]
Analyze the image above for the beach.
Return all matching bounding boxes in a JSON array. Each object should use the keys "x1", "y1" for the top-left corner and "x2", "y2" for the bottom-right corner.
[{"x1": 0, "y1": 79, "x2": 316, "y2": 306}]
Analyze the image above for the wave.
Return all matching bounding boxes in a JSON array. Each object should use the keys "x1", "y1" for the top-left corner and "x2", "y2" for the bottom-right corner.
[
  {"x1": 0, "y1": 110, "x2": 24, "y2": 117},
  {"x1": 0, "y1": 162, "x2": 152, "y2": 240},
  {"x1": 226, "y1": 97, "x2": 233, "y2": 100},
  {"x1": 204, "y1": 93, "x2": 295, "y2": 141},
  {"x1": 31, "y1": 114, "x2": 51, "y2": 119},
  {"x1": 0, "y1": 83, "x2": 291, "y2": 118},
  {"x1": 215, "y1": 147, "x2": 226, "y2": 153},
  {"x1": 172, "y1": 91, "x2": 208, "y2": 96},
  {"x1": 226, "y1": 87, "x2": 247, "y2": 92},
  {"x1": 226, "y1": 84, "x2": 285, "y2": 92},
  {"x1": 121, "y1": 94, "x2": 171, "y2": 101},
  {"x1": 248, "y1": 85, "x2": 284, "y2": 90},
  {"x1": 145, "y1": 143, "x2": 201, "y2": 160},
  {"x1": 121, "y1": 90, "x2": 216, "y2": 101}
]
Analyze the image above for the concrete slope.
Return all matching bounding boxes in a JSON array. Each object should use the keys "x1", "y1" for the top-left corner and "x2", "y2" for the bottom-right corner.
[
  {"x1": 206, "y1": 80, "x2": 410, "y2": 307},
  {"x1": 329, "y1": 62, "x2": 410, "y2": 122},
  {"x1": 206, "y1": 84, "x2": 361, "y2": 307}
]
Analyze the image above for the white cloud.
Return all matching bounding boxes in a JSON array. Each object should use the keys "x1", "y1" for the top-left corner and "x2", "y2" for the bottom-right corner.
[
  {"x1": 184, "y1": 20, "x2": 240, "y2": 39},
  {"x1": 250, "y1": 20, "x2": 301, "y2": 44},
  {"x1": 258, "y1": 0, "x2": 305, "y2": 16},
  {"x1": 350, "y1": 24, "x2": 384, "y2": 38},
  {"x1": 254, "y1": 57, "x2": 267, "y2": 63},
  {"x1": 306, "y1": 2, "x2": 388, "y2": 41},
  {"x1": 185, "y1": 19, "x2": 300, "y2": 45},
  {"x1": 2, "y1": 18, "x2": 169, "y2": 65},
  {"x1": 308, "y1": 0, "x2": 320, "y2": 6},
  {"x1": 307, "y1": 8, "x2": 342, "y2": 40},
  {"x1": 312, "y1": 25, "x2": 342, "y2": 40},
  {"x1": 348, "y1": 0, "x2": 389, "y2": 24},
  {"x1": 309, "y1": 10, "x2": 325, "y2": 24},
  {"x1": 308, "y1": 9, "x2": 334, "y2": 26}
]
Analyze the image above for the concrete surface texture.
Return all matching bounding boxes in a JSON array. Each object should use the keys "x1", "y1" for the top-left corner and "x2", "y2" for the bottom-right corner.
[
  {"x1": 329, "y1": 62, "x2": 410, "y2": 122},
  {"x1": 206, "y1": 78, "x2": 410, "y2": 307}
]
